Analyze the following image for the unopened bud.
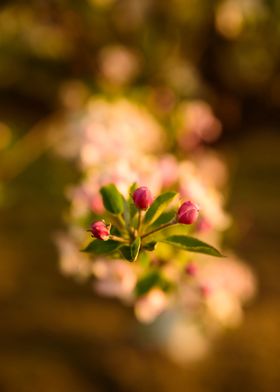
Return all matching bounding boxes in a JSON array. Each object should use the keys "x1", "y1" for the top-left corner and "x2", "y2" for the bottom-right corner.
[
  {"x1": 177, "y1": 201, "x2": 199, "y2": 224},
  {"x1": 90, "y1": 221, "x2": 110, "y2": 241},
  {"x1": 185, "y1": 263, "x2": 197, "y2": 277},
  {"x1": 200, "y1": 284, "x2": 211, "y2": 297},
  {"x1": 133, "y1": 186, "x2": 153, "y2": 210},
  {"x1": 196, "y1": 217, "x2": 212, "y2": 232}
]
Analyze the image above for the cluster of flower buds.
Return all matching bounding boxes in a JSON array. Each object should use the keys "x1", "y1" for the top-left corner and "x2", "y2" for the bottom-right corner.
[
  {"x1": 90, "y1": 186, "x2": 201, "y2": 244},
  {"x1": 84, "y1": 183, "x2": 222, "y2": 269}
]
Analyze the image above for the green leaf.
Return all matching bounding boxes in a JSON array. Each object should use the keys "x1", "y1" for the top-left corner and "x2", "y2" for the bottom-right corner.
[
  {"x1": 134, "y1": 271, "x2": 173, "y2": 297},
  {"x1": 120, "y1": 246, "x2": 132, "y2": 261},
  {"x1": 120, "y1": 237, "x2": 141, "y2": 262},
  {"x1": 161, "y1": 235, "x2": 223, "y2": 257},
  {"x1": 138, "y1": 252, "x2": 150, "y2": 268},
  {"x1": 129, "y1": 182, "x2": 138, "y2": 195},
  {"x1": 143, "y1": 191, "x2": 177, "y2": 226},
  {"x1": 142, "y1": 223, "x2": 191, "y2": 244},
  {"x1": 100, "y1": 184, "x2": 124, "y2": 215},
  {"x1": 82, "y1": 239, "x2": 121, "y2": 254},
  {"x1": 135, "y1": 271, "x2": 161, "y2": 296},
  {"x1": 131, "y1": 236, "x2": 141, "y2": 261},
  {"x1": 123, "y1": 183, "x2": 139, "y2": 230},
  {"x1": 128, "y1": 183, "x2": 138, "y2": 223},
  {"x1": 143, "y1": 242, "x2": 157, "y2": 251},
  {"x1": 150, "y1": 210, "x2": 176, "y2": 229}
]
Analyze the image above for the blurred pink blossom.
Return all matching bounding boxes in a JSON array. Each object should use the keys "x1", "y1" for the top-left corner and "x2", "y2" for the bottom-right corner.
[
  {"x1": 197, "y1": 256, "x2": 256, "y2": 302},
  {"x1": 98, "y1": 45, "x2": 140, "y2": 85},
  {"x1": 55, "y1": 233, "x2": 92, "y2": 279},
  {"x1": 178, "y1": 161, "x2": 231, "y2": 230},
  {"x1": 53, "y1": 91, "x2": 256, "y2": 339},
  {"x1": 176, "y1": 100, "x2": 222, "y2": 151},
  {"x1": 157, "y1": 155, "x2": 179, "y2": 188},
  {"x1": 196, "y1": 217, "x2": 212, "y2": 233},
  {"x1": 192, "y1": 150, "x2": 229, "y2": 189},
  {"x1": 79, "y1": 98, "x2": 165, "y2": 167},
  {"x1": 135, "y1": 288, "x2": 169, "y2": 323},
  {"x1": 92, "y1": 259, "x2": 137, "y2": 302}
]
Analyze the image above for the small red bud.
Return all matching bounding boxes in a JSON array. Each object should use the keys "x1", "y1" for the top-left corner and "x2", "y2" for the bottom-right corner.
[
  {"x1": 177, "y1": 201, "x2": 199, "y2": 224},
  {"x1": 133, "y1": 186, "x2": 153, "y2": 210},
  {"x1": 90, "y1": 221, "x2": 110, "y2": 241},
  {"x1": 200, "y1": 284, "x2": 211, "y2": 297},
  {"x1": 185, "y1": 263, "x2": 197, "y2": 277},
  {"x1": 196, "y1": 217, "x2": 212, "y2": 232}
]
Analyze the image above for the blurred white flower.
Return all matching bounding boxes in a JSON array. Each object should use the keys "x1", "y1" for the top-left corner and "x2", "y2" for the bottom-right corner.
[
  {"x1": 192, "y1": 150, "x2": 229, "y2": 189},
  {"x1": 98, "y1": 45, "x2": 140, "y2": 85},
  {"x1": 165, "y1": 317, "x2": 210, "y2": 363},
  {"x1": 55, "y1": 233, "x2": 92, "y2": 280},
  {"x1": 179, "y1": 160, "x2": 231, "y2": 230},
  {"x1": 157, "y1": 154, "x2": 179, "y2": 188},
  {"x1": 197, "y1": 256, "x2": 256, "y2": 302},
  {"x1": 92, "y1": 259, "x2": 137, "y2": 302},
  {"x1": 52, "y1": 91, "x2": 256, "y2": 353},
  {"x1": 135, "y1": 288, "x2": 169, "y2": 323},
  {"x1": 79, "y1": 98, "x2": 164, "y2": 168},
  {"x1": 176, "y1": 100, "x2": 222, "y2": 151},
  {"x1": 205, "y1": 290, "x2": 243, "y2": 327}
]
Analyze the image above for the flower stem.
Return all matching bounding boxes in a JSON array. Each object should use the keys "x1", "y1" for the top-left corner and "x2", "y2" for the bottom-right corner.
[
  {"x1": 109, "y1": 214, "x2": 126, "y2": 232},
  {"x1": 117, "y1": 214, "x2": 126, "y2": 228},
  {"x1": 141, "y1": 220, "x2": 176, "y2": 239},
  {"x1": 109, "y1": 235, "x2": 128, "y2": 243},
  {"x1": 137, "y1": 210, "x2": 142, "y2": 236}
]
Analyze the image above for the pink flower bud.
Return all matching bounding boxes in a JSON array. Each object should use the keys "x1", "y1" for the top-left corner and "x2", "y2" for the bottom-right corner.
[
  {"x1": 91, "y1": 221, "x2": 110, "y2": 241},
  {"x1": 90, "y1": 193, "x2": 105, "y2": 215},
  {"x1": 133, "y1": 186, "x2": 153, "y2": 210},
  {"x1": 177, "y1": 201, "x2": 199, "y2": 224},
  {"x1": 185, "y1": 263, "x2": 197, "y2": 277},
  {"x1": 199, "y1": 284, "x2": 211, "y2": 298},
  {"x1": 196, "y1": 217, "x2": 212, "y2": 233}
]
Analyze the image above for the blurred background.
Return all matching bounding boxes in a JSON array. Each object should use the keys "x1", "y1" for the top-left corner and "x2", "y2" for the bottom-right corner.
[{"x1": 0, "y1": 0, "x2": 280, "y2": 391}]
